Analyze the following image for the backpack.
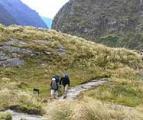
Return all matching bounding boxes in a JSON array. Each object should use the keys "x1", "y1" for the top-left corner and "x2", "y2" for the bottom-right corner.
[
  {"x1": 51, "y1": 80, "x2": 58, "y2": 90},
  {"x1": 53, "y1": 75, "x2": 60, "y2": 83}
]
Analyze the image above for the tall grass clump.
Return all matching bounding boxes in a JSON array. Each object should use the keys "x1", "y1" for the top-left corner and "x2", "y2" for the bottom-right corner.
[
  {"x1": 85, "y1": 78, "x2": 143, "y2": 107},
  {"x1": 45, "y1": 98, "x2": 143, "y2": 120},
  {"x1": 46, "y1": 101, "x2": 72, "y2": 120},
  {"x1": 0, "y1": 112, "x2": 12, "y2": 120},
  {"x1": 0, "y1": 81, "x2": 43, "y2": 114}
]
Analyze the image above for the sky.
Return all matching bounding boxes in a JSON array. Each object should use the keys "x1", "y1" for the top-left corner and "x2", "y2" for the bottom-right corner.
[{"x1": 21, "y1": 0, "x2": 69, "y2": 19}]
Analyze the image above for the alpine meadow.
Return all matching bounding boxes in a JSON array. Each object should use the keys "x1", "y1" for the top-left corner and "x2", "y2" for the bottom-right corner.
[{"x1": 1, "y1": 0, "x2": 143, "y2": 120}]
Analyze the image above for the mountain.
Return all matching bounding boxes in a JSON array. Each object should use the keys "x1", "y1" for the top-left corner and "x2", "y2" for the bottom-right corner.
[
  {"x1": 41, "y1": 16, "x2": 52, "y2": 28},
  {"x1": 0, "y1": 0, "x2": 47, "y2": 28},
  {"x1": 52, "y1": 0, "x2": 143, "y2": 49},
  {"x1": 0, "y1": 4, "x2": 17, "y2": 25}
]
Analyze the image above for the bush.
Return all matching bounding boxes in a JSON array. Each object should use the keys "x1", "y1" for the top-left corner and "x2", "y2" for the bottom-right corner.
[{"x1": 0, "y1": 112, "x2": 12, "y2": 120}]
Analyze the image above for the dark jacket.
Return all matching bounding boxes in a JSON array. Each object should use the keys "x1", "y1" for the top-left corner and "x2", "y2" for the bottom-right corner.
[{"x1": 60, "y1": 75, "x2": 70, "y2": 87}]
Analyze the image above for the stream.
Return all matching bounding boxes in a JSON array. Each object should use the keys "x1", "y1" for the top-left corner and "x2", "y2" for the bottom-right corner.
[{"x1": 5, "y1": 78, "x2": 107, "y2": 120}]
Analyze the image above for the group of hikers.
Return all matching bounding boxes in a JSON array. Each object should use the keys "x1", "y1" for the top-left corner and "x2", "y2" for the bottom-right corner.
[{"x1": 50, "y1": 74, "x2": 70, "y2": 99}]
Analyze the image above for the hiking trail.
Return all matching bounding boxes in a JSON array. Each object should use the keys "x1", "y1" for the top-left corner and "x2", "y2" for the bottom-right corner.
[
  {"x1": 60, "y1": 78, "x2": 108, "y2": 100},
  {"x1": 6, "y1": 78, "x2": 108, "y2": 120}
]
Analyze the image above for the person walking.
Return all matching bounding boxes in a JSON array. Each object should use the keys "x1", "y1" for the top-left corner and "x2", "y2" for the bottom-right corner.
[
  {"x1": 53, "y1": 74, "x2": 62, "y2": 95},
  {"x1": 50, "y1": 77, "x2": 59, "y2": 99},
  {"x1": 60, "y1": 74, "x2": 70, "y2": 98}
]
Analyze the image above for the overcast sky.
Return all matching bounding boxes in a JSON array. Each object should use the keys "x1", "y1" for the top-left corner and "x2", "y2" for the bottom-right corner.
[{"x1": 21, "y1": 0, "x2": 69, "y2": 19}]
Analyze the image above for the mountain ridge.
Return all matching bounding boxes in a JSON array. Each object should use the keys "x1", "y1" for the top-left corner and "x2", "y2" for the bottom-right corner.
[
  {"x1": 52, "y1": 0, "x2": 143, "y2": 49},
  {"x1": 0, "y1": 0, "x2": 47, "y2": 28}
]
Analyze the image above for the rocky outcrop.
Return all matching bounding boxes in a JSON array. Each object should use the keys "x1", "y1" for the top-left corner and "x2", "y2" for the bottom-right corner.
[
  {"x1": 52, "y1": 0, "x2": 143, "y2": 49},
  {"x1": 0, "y1": 39, "x2": 34, "y2": 67},
  {"x1": 0, "y1": 58, "x2": 24, "y2": 67}
]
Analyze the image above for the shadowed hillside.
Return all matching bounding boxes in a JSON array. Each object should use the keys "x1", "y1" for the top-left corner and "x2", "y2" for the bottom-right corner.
[
  {"x1": 0, "y1": 4, "x2": 16, "y2": 25},
  {"x1": 0, "y1": 0, "x2": 47, "y2": 28},
  {"x1": 52, "y1": 0, "x2": 143, "y2": 49}
]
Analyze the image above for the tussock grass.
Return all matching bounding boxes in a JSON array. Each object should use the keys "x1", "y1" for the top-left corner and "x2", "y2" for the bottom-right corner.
[
  {"x1": 45, "y1": 101, "x2": 72, "y2": 120},
  {"x1": 85, "y1": 78, "x2": 143, "y2": 107},
  {"x1": 0, "y1": 112, "x2": 12, "y2": 120},
  {"x1": 45, "y1": 98, "x2": 143, "y2": 120},
  {"x1": 0, "y1": 81, "x2": 43, "y2": 114},
  {"x1": 0, "y1": 25, "x2": 143, "y2": 112}
]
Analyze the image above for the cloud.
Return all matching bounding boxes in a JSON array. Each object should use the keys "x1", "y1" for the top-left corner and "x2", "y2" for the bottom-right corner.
[{"x1": 21, "y1": 0, "x2": 68, "y2": 19}]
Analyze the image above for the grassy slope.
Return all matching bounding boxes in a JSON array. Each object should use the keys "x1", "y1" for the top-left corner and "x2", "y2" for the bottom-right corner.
[{"x1": 0, "y1": 25, "x2": 143, "y2": 118}]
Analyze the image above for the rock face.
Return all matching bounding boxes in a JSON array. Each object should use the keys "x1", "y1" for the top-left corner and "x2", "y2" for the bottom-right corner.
[
  {"x1": 0, "y1": 0, "x2": 47, "y2": 28},
  {"x1": 0, "y1": 39, "x2": 33, "y2": 67},
  {"x1": 52, "y1": 0, "x2": 143, "y2": 48}
]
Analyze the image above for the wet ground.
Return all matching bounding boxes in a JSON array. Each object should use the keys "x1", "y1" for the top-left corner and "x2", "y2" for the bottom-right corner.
[{"x1": 5, "y1": 110, "x2": 43, "y2": 120}]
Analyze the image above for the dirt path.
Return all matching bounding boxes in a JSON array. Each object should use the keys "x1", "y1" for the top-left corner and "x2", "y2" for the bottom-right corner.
[
  {"x1": 60, "y1": 78, "x2": 108, "y2": 100},
  {"x1": 6, "y1": 78, "x2": 108, "y2": 120}
]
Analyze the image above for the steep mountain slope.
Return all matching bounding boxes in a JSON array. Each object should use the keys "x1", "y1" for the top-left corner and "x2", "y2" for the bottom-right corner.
[
  {"x1": 52, "y1": 0, "x2": 143, "y2": 49},
  {"x1": 0, "y1": 4, "x2": 17, "y2": 25},
  {"x1": 0, "y1": 0, "x2": 47, "y2": 28}
]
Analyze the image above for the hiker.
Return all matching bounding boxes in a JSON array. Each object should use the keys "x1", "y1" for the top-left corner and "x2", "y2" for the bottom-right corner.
[
  {"x1": 50, "y1": 77, "x2": 59, "y2": 99},
  {"x1": 60, "y1": 74, "x2": 70, "y2": 98}
]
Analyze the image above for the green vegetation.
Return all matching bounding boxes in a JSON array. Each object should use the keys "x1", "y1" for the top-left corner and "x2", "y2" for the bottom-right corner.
[
  {"x1": 97, "y1": 35, "x2": 121, "y2": 47},
  {"x1": 97, "y1": 33, "x2": 143, "y2": 50},
  {"x1": 85, "y1": 78, "x2": 143, "y2": 107},
  {"x1": 0, "y1": 112, "x2": 12, "y2": 120},
  {"x1": 0, "y1": 25, "x2": 143, "y2": 117},
  {"x1": 45, "y1": 98, "x2": 143, "y2": 120}
]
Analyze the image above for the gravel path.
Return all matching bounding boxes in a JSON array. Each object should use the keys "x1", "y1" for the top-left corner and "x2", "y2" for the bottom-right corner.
[
  {"x1": 6, "y1": 78, "x2": 108, "y2": 120},
  {"x1": 60, "y1": 78, "x2": 108, "y2": 100}
]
